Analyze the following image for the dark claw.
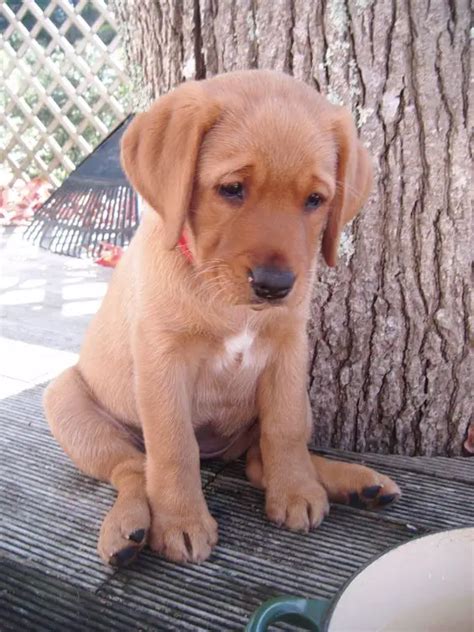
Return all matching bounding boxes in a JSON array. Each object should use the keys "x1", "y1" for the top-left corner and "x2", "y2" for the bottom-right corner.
[
  {"x1": 362, "y1": 485, "x2": 383, "y2": 499},
  {"x1": 128, "y1": 528, "x2": 146, "y2": 544},
  {"x1": 348, "y1": 492, "x2": 368, "y2": 509},
  {"x1": 377, "y1": 493, "x2": 398, "y2": 506},
  {"x1": 110, "y1": 546, "x2": 138, "y2": 567},
  {"x1": 183, "y1": 532, "x2": 193, "y2": 558}
]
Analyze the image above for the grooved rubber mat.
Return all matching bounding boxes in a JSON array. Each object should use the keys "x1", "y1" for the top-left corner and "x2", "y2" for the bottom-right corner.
[{"x1": 2, "y1": 384, "x2": 473, "y2": 631}]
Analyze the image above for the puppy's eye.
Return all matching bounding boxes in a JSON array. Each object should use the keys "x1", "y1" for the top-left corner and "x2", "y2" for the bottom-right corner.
[
  {"x1": 305, "y1": 193, "x2": 324, "y2": 211},
  {"x1": 219, "y1": 182, "x2": 244, "y2": 200}
]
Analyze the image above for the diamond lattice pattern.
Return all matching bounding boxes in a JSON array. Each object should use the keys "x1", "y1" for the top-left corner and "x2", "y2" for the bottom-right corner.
[{"x1": 1, "y1": 0, "x2": 130, "y2": 187}]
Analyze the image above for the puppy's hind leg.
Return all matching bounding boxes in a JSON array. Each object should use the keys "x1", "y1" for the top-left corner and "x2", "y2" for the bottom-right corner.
[
  {"x1": 44, "y1": 366, "x2": 150, "y2": 567},
  {"x1": 246, "y1": 445, "x2": 401, "y2": 512}
]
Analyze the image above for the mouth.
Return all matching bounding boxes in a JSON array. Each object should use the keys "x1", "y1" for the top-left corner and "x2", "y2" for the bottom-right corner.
[{"x1": 248, "y1": 296, "x2": 286, "y2": 310}]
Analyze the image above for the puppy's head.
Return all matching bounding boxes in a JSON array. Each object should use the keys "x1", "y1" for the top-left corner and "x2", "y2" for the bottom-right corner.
[{"x1": 121, "y1": 71, "x2": 372, "y2": 308}]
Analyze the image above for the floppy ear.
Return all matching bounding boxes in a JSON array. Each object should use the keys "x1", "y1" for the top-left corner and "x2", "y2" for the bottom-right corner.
[
  {"x1": 322, "y1": 108, "x2": 373, "y2": 267},
  {"x1": 121, "y1": 82, "x2": 220, "y2": 249}
]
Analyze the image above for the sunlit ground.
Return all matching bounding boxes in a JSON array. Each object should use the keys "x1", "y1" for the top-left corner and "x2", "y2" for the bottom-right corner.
[{"x1": 0, "y1": 226, "x2": 111, "y2": 399}]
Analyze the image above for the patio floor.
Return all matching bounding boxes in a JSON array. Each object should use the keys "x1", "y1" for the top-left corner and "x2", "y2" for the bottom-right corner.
[{"x1": 1, "y1": 227, "x2": 473, "y2": 631}]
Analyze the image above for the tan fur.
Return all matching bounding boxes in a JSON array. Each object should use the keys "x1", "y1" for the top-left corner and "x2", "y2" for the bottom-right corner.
[{"x1": 44, "y1": 70, "x2": 399, "y2": 566}]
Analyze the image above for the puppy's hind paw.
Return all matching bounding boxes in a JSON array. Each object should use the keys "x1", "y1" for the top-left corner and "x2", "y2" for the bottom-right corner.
[
  {"x1": 311, "y1": 455, "x2": 401, "y2": 510},
  {"x1": 342, "y1": 471, "x2": 401, "y2": 510},
  {"x1": 98, "y1": 495, "x2": 151, "y2": 567}
]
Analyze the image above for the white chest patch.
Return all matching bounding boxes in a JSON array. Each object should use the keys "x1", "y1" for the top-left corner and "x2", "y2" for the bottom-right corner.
[
  {"x1": 214, "y1": 329, "x2": 256, "y2": 372},
  {"x1": 225, "y1": 329, "x2": 255, "y2": 363}
]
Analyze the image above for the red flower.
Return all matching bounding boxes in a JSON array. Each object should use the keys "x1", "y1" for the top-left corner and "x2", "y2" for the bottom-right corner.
[
  {"x1": 95, "y1": 242, "x2": 124, "y2": 268},
  {"x1": 0, "y1": 177, "x2": 52, "y2": 225}
]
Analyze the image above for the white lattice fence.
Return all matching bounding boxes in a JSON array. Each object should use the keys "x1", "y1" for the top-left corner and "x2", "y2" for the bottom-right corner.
[{"x1": 1, "y1": 0, "x2": 130, "y2": 188}]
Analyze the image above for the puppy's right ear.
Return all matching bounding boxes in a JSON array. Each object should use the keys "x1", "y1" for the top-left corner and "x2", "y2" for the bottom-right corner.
[{"x1": 121, "y1": 82, "x2": 220, "y2": 249}]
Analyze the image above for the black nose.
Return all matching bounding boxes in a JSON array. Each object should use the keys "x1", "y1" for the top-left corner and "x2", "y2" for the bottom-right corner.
[{"x1": 249, "y1": 266, "x2": 295, "y2": 300}]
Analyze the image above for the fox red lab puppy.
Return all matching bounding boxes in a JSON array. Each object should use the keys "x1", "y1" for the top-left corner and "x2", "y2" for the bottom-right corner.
[{"x1": 44, "y1": 70, "x2": 400, "y2": 567}]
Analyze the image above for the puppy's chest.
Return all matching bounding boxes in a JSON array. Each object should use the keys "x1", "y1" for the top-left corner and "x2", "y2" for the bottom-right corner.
[{"x1": 193, "y1": 328, "x2": 270, "y2": 422}]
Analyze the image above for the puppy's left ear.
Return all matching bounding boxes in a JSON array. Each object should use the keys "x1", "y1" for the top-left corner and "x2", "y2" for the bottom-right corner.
[
  {"x1": 322, "y1": 108, "x2": 373, "y2": 267},
  {"x1": 121, "y1": 82, "x2": 220, "y2": 249}
]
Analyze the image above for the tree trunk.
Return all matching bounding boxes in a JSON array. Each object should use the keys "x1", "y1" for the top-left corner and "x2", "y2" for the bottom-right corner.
[{"x1": 111, "y1": 0, "x2": 471, "y2": 455}]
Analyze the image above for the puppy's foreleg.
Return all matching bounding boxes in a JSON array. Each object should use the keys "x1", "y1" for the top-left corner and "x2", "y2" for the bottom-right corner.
[
  {"x1": 257, "y1": 331, "x2": 329, "y2": 531},
  {"x1": 133, "y1": 329, "x2": 217, "y2": 563}
]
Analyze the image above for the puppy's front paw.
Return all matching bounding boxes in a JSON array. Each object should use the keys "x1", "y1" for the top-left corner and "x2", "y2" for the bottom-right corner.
[
  {"x1": 266, "y1": 479, "x2": 329, "y2": 532},
  {"x1": 149, "y1": 503, "x2": 218, "y2": 563}
]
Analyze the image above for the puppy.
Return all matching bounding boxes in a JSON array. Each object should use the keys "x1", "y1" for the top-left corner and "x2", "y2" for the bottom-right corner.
[{"x1": 44, "y1": 70, "x2": 400, "y2": 567}]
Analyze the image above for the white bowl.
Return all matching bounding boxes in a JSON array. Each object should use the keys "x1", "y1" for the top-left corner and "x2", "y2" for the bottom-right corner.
[
  {"x1": 330, "y1": 527, "x2": 473, "y2": 631},
  {"x1": 247, "y1": 528, "x2": 474, "y2": 631}
]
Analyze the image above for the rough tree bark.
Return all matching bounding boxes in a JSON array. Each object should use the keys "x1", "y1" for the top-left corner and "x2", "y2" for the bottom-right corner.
[{"x1": 111, "y1": 0, "x2": 471, "y2": 456}]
